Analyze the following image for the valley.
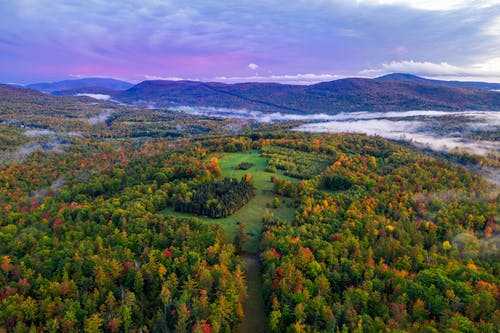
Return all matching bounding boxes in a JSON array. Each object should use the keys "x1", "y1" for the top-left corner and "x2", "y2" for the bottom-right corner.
[
  {"x1": 2, "y1": 1, "x2": 500, "y2": 331},
  {"x1": 0, "y1": 80, "x2": 498, "y2": 332}
]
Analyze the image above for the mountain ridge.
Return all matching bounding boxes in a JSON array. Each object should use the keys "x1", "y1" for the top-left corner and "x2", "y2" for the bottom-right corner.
[
  {"x1": 115, "y1": 75, "x2": 500, "y2": 113},
  {"x1": 27, "y1": 78, "x2": 133, "y2": 93},
  {"x1": 377, "y1": 73, "x2": 500, "y2": 90},
  {"x1": 4, "y1": 74, "x2": 500, "y2": 113},
  {"x1": 51, "y1": 86, "x2": 121, "y2": 97}
]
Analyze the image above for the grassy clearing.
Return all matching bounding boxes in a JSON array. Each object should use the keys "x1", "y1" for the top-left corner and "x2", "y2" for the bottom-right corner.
[
  {"x1": 240, "y1": 254, "x2": 270, "y2": 333},
  {"x1": 164, "y1": 151, "x2": 297, "y2": 252}
]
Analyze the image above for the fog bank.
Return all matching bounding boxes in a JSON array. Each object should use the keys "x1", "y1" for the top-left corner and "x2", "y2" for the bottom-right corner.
[{"x1": 293, "y1": 111, "x2": 500, "y2": 156}]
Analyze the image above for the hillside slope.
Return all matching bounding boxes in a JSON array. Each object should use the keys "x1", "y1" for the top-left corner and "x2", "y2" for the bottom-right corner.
[
  {"x1": 27, "y1": 78, "x2": 133, "y2": 93},
  {"x1": 116, "y1": 76, "x2": 500, "y2": 113},
  {"x1": 377, "y1": 73, "x2": 500, "y2": 91}
]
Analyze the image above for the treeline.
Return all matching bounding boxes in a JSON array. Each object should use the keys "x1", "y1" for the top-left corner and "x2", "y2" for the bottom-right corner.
[{"x1": 174, "y1": 176, "x2": 255, "y2": 218}]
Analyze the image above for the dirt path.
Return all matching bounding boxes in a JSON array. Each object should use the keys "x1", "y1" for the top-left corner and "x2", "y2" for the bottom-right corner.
[{"x1": 241, "y1": 253, "x2": 269, "y2": 333}]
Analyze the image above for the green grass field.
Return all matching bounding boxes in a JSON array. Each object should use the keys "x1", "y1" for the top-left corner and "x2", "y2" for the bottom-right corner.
[{"x1": 164, "y1": 151, "x2": 297, "y2": 252}]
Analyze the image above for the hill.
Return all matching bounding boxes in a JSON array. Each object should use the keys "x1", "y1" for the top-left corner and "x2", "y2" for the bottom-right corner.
[
  {"x1": 116, "y1": 76, "x2": 500, "y2": 113},
  {"x1": 51, "y1": 86, "x2": 121, "y2": 97},
  {"x1": 0, "y1": 84, "x2": 90, "y2": 104},
  {"x1": 377, "y1": 73, "x2": 500, "y2": 91},
  {"x1": 116, "y1": 80, "x2": 305, "y2": 112},
  {"x1": 27, "y1": 77, "x2": 133, "y2": 93}
]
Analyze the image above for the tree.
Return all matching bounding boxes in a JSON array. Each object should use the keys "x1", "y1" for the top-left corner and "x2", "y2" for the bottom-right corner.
[
  {"x1": 234, "y1": 222, "x2": 250, "y2": 253},
  {"x1": 84, "y1": 313, "x2": 104, "y2": 333},
  {"x1": 273, "y1": 197, "x2": 280, "y2": 209}
]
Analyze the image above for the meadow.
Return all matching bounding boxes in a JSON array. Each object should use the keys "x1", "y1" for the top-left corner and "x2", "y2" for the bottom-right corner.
[{"x1": 164, "y1": 151, "x2": 297, "y2": 252}]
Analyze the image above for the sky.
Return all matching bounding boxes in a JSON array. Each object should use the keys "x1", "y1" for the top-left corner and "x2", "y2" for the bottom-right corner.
[{"x1": 1, "y1": 0, "x2": 499, "y2": 84}]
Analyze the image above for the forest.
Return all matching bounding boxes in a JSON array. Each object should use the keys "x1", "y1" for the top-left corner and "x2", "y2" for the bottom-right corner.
[
  {"x1": 0, "y1": 89, "x2": 498, "y2": 332},
  {"x1": 174, "y1": 175, "x2": 255, "y2": 218}
]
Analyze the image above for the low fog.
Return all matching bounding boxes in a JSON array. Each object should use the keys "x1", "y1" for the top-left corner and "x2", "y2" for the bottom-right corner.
[
  {"x1": 0, "y1": 139, "x2": 66, "y2": 164},
  {"x1": 87, "y1": 109, "x2": 114, "y2": 125},
  {"x1": 173, "y1": 106, "x2": 340, "y2": 122},
  {"x1": 176, "y1": 107, "x2": 499, "y2": 156},
  {"x1": 294, "y1": 111, "x2": 500, "y2": 156},
  {"x1": 76, "y1": 93, "x2": 111, "y2": 100},
  {"x1": 24, "y1": 129, "x2": 57, "y2": 137},
  {"x1": 23, "y1": 129, "x2": 82, "y2": 138}
]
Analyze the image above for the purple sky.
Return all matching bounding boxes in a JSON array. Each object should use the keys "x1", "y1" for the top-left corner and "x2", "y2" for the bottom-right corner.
[{"x1": 1, "y1": 0, "x2": 499, "y2": 84}]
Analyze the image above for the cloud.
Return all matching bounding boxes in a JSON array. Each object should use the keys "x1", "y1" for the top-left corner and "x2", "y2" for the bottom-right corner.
[
  {"x1": 336, "y1": 28, "x2": 362, "y2": 38},
  {"x1": 356, "y1": 0, "x2": 498, "y2": 11},
  {"x1": 392, "y1": 46, "x2": 408, "y2": 54},
  {"x1": 360, "y1": 60, "x2": 464, "y2": 76},
  {"x1": 69, "y1": 74, "x2": 133, "y2": 82},
  {"x1": 1, "y1": 1, "x2": 500, "y2": 83},
  {"x1": 214, "y1": 73, "x2": 343, "y2": 85},
  {"x1": 136, "y1": 73, "x2": 343, "y2": 85},
  {"x1": 248, "y1": 63, "x2": 259, "y2": 70},
  {"x1": 482, "y1": 16, "x2": 500, "y2": 36},
  {"x1": 143, "y1": 75, "x2": 191, "y2": 81},
  {"x1": 360, "y1": 58, "x2": 500, "y2": 81}
]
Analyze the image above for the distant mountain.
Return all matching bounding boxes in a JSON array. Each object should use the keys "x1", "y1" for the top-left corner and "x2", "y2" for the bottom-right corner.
[
  {"x1": 27, "y1": 78, "x2": 133, "y2": 93},
  {"x1": 4, "y1": 74, "x2": 500, "y2": 114},
  {"x1": 116, "y1": 76, "x2": 500, "y2": 113},
  {"x1": 5, "y1": 83, "x2": 25, "y2": 89},
  {"x1": 117, "y1": 80, "x2": 306, "y2": 112},
  {"x1": 52, "y1": 86, "x2": 121, "y2": 97},
  {"x1": 377, "y1": 73, "x2": 500, "y2": 91}
]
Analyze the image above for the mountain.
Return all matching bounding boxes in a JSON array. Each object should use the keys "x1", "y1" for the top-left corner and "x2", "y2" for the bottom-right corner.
[
  {"x1": 52, "y1": 86, "x2": 121, "y2": 97},
  {"x1": 27, "y1": 78, "x2": 133, "y2": 93},
  {"x1": 6, "y1": 74, "x2": 500, "y2": 114},
  {"x1": 0, "y1": 84, "x2": 88, "y2": 104},
  {"x1": 117, "y1": 80, "x2": 306, "y2": 112},
  {"x1": 377, "y1": 73, "x2": 500, "y2": 91},
  {"x1": 116, "y1": 76, "x2": 500, "y2": 113},
  {"x1": 5, "y1": 83, "x2": 25, "y2": 89},
  {"x1": 0, "y1": 84, "x2": 95, "y2": 116}
]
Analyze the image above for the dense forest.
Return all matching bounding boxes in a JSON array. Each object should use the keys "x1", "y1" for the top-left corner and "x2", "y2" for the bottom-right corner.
[
  {"x1": 0, "y1": 89, "x2": 498, "y2": 332},
  {"x1": 174, "y1": 175, "x2": 255, "y2": 218},
  {"x1": 260, "y1": 135, "x2": 499, "y2": 332}
]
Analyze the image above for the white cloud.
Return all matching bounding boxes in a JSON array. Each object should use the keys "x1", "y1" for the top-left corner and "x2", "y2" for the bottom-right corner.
[
  {"x1": 337, "y1": 28, "x2": 362, "y2": 38},
  {"x1": 360, "y1": 60, "x2": 464, "y2": 76},
  {"x1": 69, "y1": 74, "x2": 133, "y2": 82},
  {"x1": 143, "y1": 75, "x2": 193, "y2": 81},
  {"x1": 136, "y1": 73, "x2": 343, "y2": 85},
  {"x1": 248, "y1": 63, "x2": 259, "y2": 70},
  {"x1": 483, "y1": 16, "x2": 500, "y2": 36},
  {"x1": 393, "y1": 45, "x2": 408, "y2": 54},
  {"x1": 214, "y1": 73, "x2": 343, "y2": 85},
  {"x1": 355, "y1": 0, "x2": 498, "y2": 11},
  {"x1": 360, "y1": 59, "x2": 500, "y2": 82}
]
